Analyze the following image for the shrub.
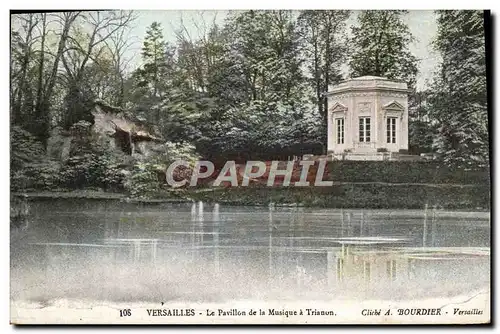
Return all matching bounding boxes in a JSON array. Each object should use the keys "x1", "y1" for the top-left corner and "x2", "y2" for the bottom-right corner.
[
  {"x1": 10, "y1": 126, "x2": 63, "y2": 192},
  {"x1": 123, "y1": 141, "x2": 200, "y2": 196},
  {"x1": 377, "y1": 148, "x2": 388, "y2": 153},
  {"x1": 164, "y1": 142, "x2": 200, "y2": 165},
  {"x1": 97, "y1": 156, "x2": 127, "y2": 191},
  {"x1": 124, "y1": 162, "x2": 162, "y2": 197},
  {"x1": 58, "y1": 146, "x2": 127, "y2": 191},
  {"x1": 10, "y1": 126, "x2": 45, "y2": 171},
  {"x1": 11, "y1": 161, "x2": 62, "y2": 191},
  {"x1": 59, "y1": 153, "x2": 96, "y2": 188}
]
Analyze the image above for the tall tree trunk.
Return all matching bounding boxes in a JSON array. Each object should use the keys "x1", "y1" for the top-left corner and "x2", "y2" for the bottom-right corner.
[
  {"x1": 118, "y1": 75, "x2": 125, "y2": 107},
  {"x1": 313, "y1": 28, "x2": 322, "y2": 119},
  {"x1": 374, "y1": 14, "x2": 388, "y2": 76},
  {"x1": 322, "y1": 19, "x2": 332, "y2": 154},
  {"x1": 34, "y1": 14, "x2": 46, "y2": 124},
  {"x1": 35, "y1": 12, "x2": 78, "y2": 146},
  {"x1": 13, "y1": 14, "x2": 35, "y2": 126}
]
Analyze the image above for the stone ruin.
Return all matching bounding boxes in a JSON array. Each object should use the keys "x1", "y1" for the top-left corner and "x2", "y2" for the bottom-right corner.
[{"x1": 47, "y1": 100, "x2": 164, "y2": 162}]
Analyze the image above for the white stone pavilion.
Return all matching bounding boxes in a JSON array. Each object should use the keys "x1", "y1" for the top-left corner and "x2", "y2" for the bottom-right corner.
[{"x1": 326, "y1": 76, "x2": 409, "y2": 159}]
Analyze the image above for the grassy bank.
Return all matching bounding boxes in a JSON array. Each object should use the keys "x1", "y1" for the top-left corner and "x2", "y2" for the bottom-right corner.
[
  {"x1": 326, "y1": 161, "x2": 489, "y2": 184},
  {"x1": 12, "y1": 161, "x2": 490, "y2": 210},
  {"x1": 182, "y1": 183, "x2": 490, "y2": 209},
  {"x1": 16, "y1": 182, "x2": 488, "y2": 210}
]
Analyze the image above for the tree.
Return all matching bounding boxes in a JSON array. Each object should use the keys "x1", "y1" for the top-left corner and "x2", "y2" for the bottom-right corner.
[
  {"x1": 200, "y1": 10, "x2": 310, "y2": 159},
  {"x1": 10, "y1": 13, "x2": 38, "y2": 126},
  {"x1": 297, "y1": 10, "x2": 351, "y2": 150},
  {"x1": 408, "y1": 90, "x2": 436, "y2": 154},
  {"x1": 103, "y1": 19, "x2": 138, "y2": 107},
  {"x1": 298, "y1": 11, "x2": 350, "y2": 125},
  {"x1": 222, "y1": 10, "x2": 304, "y2": 105},
  {"x1": 79, "y1": 55, "x2": 121, "y2": 103},
  {"x1": 139, "y1": 22, "x2": 175, "y2": 99},
  {"x1": 61, "y1": 11, "x2": 135, "y2": 129},
  {"x1": 349, "y1": 10, "x2": 419, "y2": 89},
  {"x1": 10, "y1": 12, "x2": 81, "y2": 146},
  {"x1": 130, "y1": 21, "x2": 178, "y2": 125},
  {"x1": 428, "y1": 10, "x2": 488, "y2": 168}
]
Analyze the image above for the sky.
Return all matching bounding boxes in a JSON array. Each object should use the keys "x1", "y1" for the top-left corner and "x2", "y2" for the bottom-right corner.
[{"x1": 126, "y1": 10, "x2": 440, "y2": 90}]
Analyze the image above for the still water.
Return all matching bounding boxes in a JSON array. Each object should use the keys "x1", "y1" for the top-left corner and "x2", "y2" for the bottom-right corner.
[{"x1": 11, "y1": 199, "x2": 490, "y2": 305}]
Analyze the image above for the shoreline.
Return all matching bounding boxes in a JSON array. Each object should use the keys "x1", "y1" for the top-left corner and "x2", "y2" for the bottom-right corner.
[{"x1": 11, "y1": 186, "x2": 490, "y2": 211}]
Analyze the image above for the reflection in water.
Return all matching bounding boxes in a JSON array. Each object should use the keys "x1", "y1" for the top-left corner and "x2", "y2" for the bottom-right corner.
[
  {"x1": 10, "y1": 199, "x2": 490, "y2": 304},
  {"x1": 213, "y1": 203, "x2": 220, "y2": 275}
]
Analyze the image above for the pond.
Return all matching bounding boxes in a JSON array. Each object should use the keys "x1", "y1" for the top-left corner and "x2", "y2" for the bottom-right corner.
[{"x1": 11, "y1": 199, "x2": 490, "y2": 305}]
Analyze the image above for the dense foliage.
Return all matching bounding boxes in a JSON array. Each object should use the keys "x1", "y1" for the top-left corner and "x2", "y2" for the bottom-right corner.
[
  {"x1": 427, "y1": 11, "x2": 489, "y2": 169},
  {"x1": 10, "y1": 10, "x2": 490, "y2": 197},
  {"x1": 349, "y1": 10, "x2": 418, "y2": 89}
]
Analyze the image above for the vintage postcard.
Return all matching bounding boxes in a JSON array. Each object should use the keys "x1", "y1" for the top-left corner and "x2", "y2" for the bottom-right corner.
[{"x1": 10, "y1": 9, "x2": 490, "y2": 325}]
